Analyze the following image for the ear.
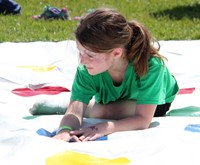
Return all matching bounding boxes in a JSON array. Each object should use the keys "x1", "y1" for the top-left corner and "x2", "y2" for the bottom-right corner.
[{"x1": 112, "y1": 48, "x2": 123, "y2": 58}]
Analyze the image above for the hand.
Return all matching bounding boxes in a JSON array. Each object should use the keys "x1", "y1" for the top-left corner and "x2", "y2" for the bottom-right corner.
[
  {"x1": 70, "y1": 124, "x2": 106, "y2": 142},
  {"x1": 53, "y1": 131, "x2": 81, "y2": 142}
]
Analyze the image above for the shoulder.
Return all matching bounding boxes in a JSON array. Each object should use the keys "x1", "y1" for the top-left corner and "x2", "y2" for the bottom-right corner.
[
  {"x1": 147, "y1": 57, "x2": 166, "y2": 73},
  {"x1": 140, "y1": 57, "x2": 166, "y2": 79},
  {"x1": 148, "y1": 56, "x2": 164, "y2": 66}
]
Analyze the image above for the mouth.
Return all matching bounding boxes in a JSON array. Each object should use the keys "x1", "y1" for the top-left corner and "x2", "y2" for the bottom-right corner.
[{"x1": 86, "y1": 66, "x2": 93, "y2": 70}]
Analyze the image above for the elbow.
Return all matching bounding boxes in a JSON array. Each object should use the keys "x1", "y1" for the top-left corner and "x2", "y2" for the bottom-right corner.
[
  {"x1": 137, "y1": 124, "x2": 149, "y2": 130},
  {"x1": 135, "y1": 116, "x2": 152, "y2": 130},
  {"x1": 140, "y1": 119, "x2": 152, "y2": 130},
  {"x1": 142, "y1": 124, "x2": 150, "y2": 129}
]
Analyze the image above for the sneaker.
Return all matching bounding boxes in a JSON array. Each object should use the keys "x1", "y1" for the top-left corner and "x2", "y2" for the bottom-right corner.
[
  {"x1": 0, "y1": 0, "x2": 21, "y2": 15},
  {"x1": 32, "y1": 5, "x2": 70, "y2": 20}
]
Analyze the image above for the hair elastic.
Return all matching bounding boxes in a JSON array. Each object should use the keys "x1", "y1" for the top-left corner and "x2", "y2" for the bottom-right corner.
[{"x1": 56, "y1": 125, "x2": 72, "y2": 134}]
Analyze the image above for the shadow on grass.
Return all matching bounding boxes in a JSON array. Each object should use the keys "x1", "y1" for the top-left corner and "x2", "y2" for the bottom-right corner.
[{"x1": 151, "y1": 3, "x2": 200, "y2": 20}]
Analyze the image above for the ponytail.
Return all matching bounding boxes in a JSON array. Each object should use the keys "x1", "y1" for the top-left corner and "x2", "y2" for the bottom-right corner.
[{"x1": 127, "y1": 20, "x2": 166, "y2": 78}]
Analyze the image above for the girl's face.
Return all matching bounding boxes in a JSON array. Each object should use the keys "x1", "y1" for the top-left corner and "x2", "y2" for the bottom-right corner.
[{"x1": 77, "y1": 42, "x2": 115, "y2": 75}]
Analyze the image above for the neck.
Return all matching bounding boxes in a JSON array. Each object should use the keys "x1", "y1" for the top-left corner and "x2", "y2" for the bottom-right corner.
[
  {"x1": 108, "y1": 57, "x2": 129, "y2": 85},
  {"x1": 109, "y1": 56, "x2": 129, "y2": 72}
]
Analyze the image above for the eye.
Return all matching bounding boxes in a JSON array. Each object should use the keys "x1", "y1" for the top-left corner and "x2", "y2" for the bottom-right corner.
[
  {"x1": 78, "y1": 51, "x2": 93, "y2": 59},
  {"x1": 86, "y1": 51, "x2": 97, "y2": 58},
  {"x1": 87, "y1": 54, "x2": 94, "y2": 58}
]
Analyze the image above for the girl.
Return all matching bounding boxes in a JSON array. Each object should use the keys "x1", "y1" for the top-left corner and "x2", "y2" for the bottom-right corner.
[{"x1": 53, "y1": 8, "x2": 179, "y2": 142}]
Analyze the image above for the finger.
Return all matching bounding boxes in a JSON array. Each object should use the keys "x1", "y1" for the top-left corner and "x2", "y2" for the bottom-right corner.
[
  {"x1": 53, "y1": 132, "x2": 72, "y2": 142},
  {"x1": 88, "y1": 135, "x2": 98, "y2": 141},
  {"x1": 70, "y1": 130, "x2": 83, "y2": 135},
  {"x1": 69, "y1": 135, "x2": 82, "y2": 142},
  {"x1": 84, "y1": 133, "x2": 102, "y2": 141},
  {"x1": 79, "y1": 133, "x2": 96, "y2": 142}
]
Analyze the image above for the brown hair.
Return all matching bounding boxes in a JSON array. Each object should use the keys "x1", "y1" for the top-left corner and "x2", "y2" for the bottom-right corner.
[{"x1": 75, "y1": 8, "x2": 166, "y2": 77}]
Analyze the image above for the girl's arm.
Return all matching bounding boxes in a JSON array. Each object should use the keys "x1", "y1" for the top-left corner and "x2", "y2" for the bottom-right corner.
[
  {"x1": 111, "y1": 104, "x2": 156, "y2": 131},
  {"x1": 71, "y1": 104, "x2": 156, "y2": 141},
  {"x1": 53, "y1": 100, "x2": 87, "y2": 142}
]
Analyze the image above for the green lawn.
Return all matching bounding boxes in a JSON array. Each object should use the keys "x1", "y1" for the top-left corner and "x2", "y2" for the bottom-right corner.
[{"x1": 0, "y1": 0, "x2": 199, "y2": 42}]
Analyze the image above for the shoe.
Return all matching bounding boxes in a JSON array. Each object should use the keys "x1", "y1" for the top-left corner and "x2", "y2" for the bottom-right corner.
[
  {"x1": 32, "y1": 5, "x2": 70, "y2": 20},
  {"x1": 0, "y1": 0, "x2": 21, "y2": 15}
]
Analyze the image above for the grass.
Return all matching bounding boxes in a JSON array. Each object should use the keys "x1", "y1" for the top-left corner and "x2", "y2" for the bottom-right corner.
[{"x1": 0, "y1": 0, "x2": 199, "y2": 42}]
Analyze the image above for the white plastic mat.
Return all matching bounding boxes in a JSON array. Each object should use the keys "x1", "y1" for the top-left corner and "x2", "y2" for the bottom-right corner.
[{"x1": 0, "y1": 40, "x2": 200, "y2": 165}]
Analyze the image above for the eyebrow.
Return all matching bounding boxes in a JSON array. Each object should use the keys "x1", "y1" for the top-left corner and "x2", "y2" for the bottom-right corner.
[
  {"x1": 84, "y1": 50, "x2": 97, "y2": 56},
  {"x1": 77, "y1": 46, "x2": 98, "y2": 57}
]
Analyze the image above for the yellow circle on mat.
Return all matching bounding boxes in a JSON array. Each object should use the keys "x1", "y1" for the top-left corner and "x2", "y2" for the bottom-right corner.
[
  {"x1": 17, "y1": 65, "x2": 56, "y2": 72},
  {"x1": 46, "y1": 151, "x2": 131, "y2": 165}
]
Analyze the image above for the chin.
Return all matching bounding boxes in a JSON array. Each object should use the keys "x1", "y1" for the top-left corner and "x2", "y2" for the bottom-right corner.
[
  {"x1": 87, "y1": 68, "x2": 106, "y2": 76},
  {"x1": 87, "y1": 70, "x2": 101, "y2": 76},
  {"x1": 88, "y1": 71, "x2": 97, "y2": 76}
]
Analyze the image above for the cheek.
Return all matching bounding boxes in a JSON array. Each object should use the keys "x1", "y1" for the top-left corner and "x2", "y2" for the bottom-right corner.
[
  {"x1": 80, "y1": 56, "x2": 92, "y2": 64},
  {"x1": 93, "y1": 58, "x2": 110, "y2": 69},
  {"x1": 98, "y1": 55, "x2": 112, "y2": 65},
  {"x1": 94, "y1": 58, "x2": 104, "y2": 64}
]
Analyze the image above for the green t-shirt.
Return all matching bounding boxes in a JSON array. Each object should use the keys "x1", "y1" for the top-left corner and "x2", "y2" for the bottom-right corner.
[{"x1": 70, "y1": 57, "x2": 179, "y2": 105}]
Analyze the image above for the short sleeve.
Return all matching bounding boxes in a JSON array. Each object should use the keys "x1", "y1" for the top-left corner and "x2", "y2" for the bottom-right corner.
[
  {"x1": 70, "y1": 65, "x2": 96, "y2": 104},
  {"x1": 137, "y1": 58, "x2": 167, "y2": 104}
]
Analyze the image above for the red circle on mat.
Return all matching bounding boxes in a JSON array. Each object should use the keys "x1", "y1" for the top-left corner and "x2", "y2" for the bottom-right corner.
[{"x1": 12, "y1": 86, "x2": 70, "y2": 97}]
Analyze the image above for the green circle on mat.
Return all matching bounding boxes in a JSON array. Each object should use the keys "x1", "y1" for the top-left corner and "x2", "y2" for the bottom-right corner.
[
  {"x1": 167, "y1": 106, "x2": 200, "y2": 116},
  {"x1": 23, "y1": 116, "x2": 39, "y2": 120}
]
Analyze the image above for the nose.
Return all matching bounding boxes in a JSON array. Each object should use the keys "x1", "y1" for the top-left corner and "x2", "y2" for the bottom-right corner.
[{"x1": 79, "y1": 54, "x2": 88, "y2": 65}]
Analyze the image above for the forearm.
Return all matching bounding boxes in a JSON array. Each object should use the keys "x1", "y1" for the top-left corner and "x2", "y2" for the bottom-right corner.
[
  {"x1": 54, "y1": 113, "x2": 83, "y2": 142},
  {"x1": 105, "y1": 115, "x2": 151, "y2": 134},
  {"x1": 59, "y1": 100, "x2": 87, "y2": 130},
  {"x1": 59, "y1": 113, "x2": 82, "y2": 130},
  {"x1": 107, "y1": 104, "x2": 156, "y2": 133}
]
